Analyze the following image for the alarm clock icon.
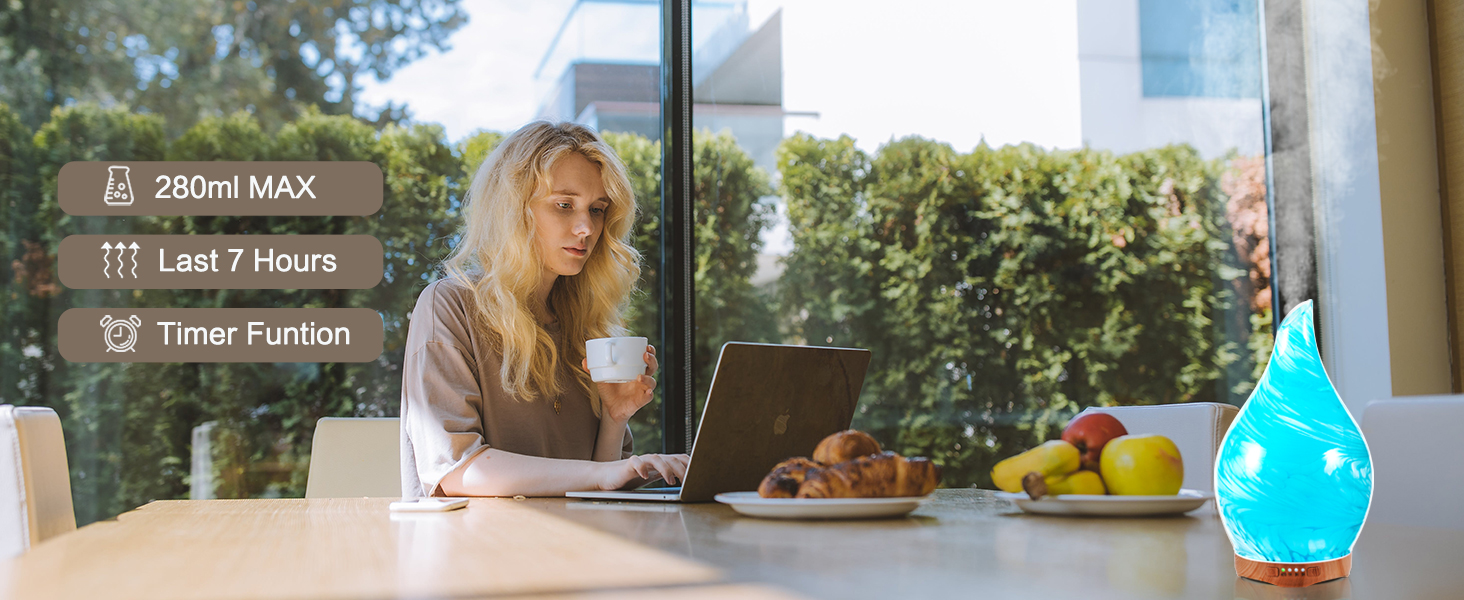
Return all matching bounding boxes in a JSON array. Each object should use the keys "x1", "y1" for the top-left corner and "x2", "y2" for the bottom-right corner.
[{"x1": 100, "y1": 315, "x2": 142, "y2": 352}]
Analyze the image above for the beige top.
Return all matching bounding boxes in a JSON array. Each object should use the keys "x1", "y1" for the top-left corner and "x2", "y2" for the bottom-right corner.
[{"x1": 400, "y1": 277, "x2": 633, "y2": 497}]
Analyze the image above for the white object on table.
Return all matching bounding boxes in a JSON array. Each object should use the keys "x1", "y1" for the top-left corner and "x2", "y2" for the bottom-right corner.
[
  {"x1": 714, "y1": 491, "x2": 928, "y2": 520},
  {"x1": 1076, "y1": 402, "x2": 1238, "y2": 494},
  {"x1": 389, "y1": 498, "x2": 468, "y2": 512},
  {"x1": 995, "y1": 489, "x2": 1212, "y2": 517},
  {"x1": 1363, "y1": 395, "x2": 1464, "y2": 530}
]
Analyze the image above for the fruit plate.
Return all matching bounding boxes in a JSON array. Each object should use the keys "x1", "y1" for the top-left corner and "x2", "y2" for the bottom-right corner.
[
  {"x1": 714, "y1": 491, "x2": 931, "y2": 520},
  {"x1": 994, "y1": 488, "x2": 1212, "y2": 517}
]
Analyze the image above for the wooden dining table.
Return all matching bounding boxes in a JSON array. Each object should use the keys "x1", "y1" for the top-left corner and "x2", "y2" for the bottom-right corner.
[{"x1": 2, "y1": 488, "x2": 1461, "y2": 599}]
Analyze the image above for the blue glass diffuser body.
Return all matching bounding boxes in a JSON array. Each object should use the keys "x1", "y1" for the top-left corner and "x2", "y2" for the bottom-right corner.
[{"x1": 1214, "y1": 300, "x2": 1372, "y2": 587}]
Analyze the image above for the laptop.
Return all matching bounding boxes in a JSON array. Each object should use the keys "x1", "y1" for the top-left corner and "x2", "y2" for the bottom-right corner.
[{"x1": 567, "y1": 341, "x2": 871, "y2": 502}]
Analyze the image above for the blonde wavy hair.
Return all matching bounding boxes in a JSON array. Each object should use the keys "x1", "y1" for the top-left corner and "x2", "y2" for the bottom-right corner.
[{"x1": 443, "y1": 121, "x2": 642, "y2": 415}]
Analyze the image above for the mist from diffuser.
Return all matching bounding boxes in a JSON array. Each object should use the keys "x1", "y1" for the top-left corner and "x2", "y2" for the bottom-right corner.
[{"x1": 1215, "y1": 300, "x2": 1372, "y2": 584}]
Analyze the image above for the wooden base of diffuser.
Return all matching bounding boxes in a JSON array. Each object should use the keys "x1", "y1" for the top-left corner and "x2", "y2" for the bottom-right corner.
[{"x1": 1236, "y1": 554, "x2": 1351, "y2": 588}]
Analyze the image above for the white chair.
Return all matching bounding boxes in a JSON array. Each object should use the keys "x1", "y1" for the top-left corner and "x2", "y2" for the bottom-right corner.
[
  {"x1": 305, "y1": 417, "x2": 402, "y2": 498},
  {"x1": 1362, "y1": 396, "x2": 1464, "y2": 530},
  {"x1": 0, "y1": 405, "x2": 77, "y2": 557},
  {"x1": 1075, "y1": 402, "x2": 1239, "y2": 494}
]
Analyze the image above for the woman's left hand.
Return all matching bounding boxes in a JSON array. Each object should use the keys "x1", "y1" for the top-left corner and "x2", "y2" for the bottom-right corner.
[{"x1": 583, "y1": 344, "x2": 657, "y2": 424}]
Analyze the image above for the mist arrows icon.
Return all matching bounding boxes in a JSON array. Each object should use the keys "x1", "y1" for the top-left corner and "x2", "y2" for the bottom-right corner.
[{"x1": 101, "y1": 241, "x2": 140, "y2": 279}]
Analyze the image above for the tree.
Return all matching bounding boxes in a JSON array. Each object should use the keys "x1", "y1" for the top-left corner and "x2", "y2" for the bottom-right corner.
[
  {"x1": 0, "y1": 0, "x2": 467, "y2": 135},
  {"x1": 690, "y1": 130, "x2": 778, "y2": 413}
]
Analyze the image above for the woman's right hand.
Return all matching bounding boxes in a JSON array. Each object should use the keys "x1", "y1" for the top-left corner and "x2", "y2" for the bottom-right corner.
[{"x1": 597, "y1": 453, "x2": 690, "y2": 491}]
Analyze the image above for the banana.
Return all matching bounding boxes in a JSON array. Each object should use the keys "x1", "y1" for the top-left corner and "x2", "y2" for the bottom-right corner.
[
  {"x1": 991, "y1": 440, "x2": 1080, "y2": 492},
  {"x1": 1045, "y1": 469, "x2": 1106, "y2": 495}
]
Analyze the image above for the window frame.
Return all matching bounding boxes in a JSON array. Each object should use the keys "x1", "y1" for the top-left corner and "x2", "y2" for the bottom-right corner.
[{"x1": 659, "y1": 0, "x2": 694, "y2": 454}]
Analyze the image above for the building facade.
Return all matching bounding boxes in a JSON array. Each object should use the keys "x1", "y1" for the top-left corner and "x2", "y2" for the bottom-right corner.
[
  {"x1": 1078, "y1": 0, "x2": 1265, "y2": 158},
  {"x1": 535, "y1": 0, "x2": 792, "y2": 173}
]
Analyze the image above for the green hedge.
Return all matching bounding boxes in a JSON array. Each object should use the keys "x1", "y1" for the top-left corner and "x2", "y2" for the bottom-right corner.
[{"x1": 778, "y1": 134, "x2": 1252, "y2": 487}]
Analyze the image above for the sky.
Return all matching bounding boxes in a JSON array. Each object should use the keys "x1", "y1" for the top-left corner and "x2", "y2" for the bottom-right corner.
[
  {"x1": 356, "y1": 0, "x2": 1083, "y2": 153},
  {"x1": 355, "y1": 0, "x2": 578, "y2": 140}
]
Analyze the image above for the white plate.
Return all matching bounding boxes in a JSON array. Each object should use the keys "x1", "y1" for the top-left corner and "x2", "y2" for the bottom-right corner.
[
  {"x1": 714, "y1": 491, "x2": 930, "y2": 520},
  {"x1": 994, "y1": 488, "x2": 1212, "y2": 517}
]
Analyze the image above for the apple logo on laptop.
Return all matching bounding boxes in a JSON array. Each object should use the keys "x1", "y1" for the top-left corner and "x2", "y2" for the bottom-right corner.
[{"x1": 773, "y1": 412, "x2": 791, "y2": 435}]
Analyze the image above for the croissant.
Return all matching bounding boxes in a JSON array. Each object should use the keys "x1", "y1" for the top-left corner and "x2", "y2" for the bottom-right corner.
[
  {"x1": 795, "y1": 452, "x2": 941, "y2": 499},
  {"x1": 812, "y1": 430, "x2": 882, "y2": 465},
  {"x1": 757, "y1": 457, "x2": 823, "y2": 498}
]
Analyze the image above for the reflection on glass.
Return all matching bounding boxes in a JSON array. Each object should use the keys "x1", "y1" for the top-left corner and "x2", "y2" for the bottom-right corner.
[{"x1": 1216, "y1": 300, "x2": 1372, "y2": 585}]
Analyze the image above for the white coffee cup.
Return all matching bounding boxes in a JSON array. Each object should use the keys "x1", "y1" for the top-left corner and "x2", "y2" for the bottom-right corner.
[{"x1": 586, "y1": 336, "x2": 649, "y2": 383}]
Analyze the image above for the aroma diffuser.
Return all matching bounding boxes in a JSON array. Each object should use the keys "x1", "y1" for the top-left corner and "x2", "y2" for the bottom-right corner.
[{"x1": 1214, "y1": 300, "x2": 1373, "y2": 587}]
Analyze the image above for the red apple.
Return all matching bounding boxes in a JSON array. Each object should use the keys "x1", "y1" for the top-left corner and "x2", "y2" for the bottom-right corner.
[{"x1": 1061, "y1": 412, "x2": 1128, "y2": 471}]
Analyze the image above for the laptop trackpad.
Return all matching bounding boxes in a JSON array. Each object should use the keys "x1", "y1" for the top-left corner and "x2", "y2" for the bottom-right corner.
[{"x1": 636, "y1": 478, "x2": 680, "y2": 492}]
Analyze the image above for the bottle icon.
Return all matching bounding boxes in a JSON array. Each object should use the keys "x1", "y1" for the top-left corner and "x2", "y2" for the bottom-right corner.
[{"x1": 104, "y1": 165, "x2": 134, "y2": 206}]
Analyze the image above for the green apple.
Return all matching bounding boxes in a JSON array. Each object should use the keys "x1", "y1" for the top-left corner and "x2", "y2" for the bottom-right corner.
[{"x1": 1099, "y1": 434, "x2": 1183, "y2": 495}]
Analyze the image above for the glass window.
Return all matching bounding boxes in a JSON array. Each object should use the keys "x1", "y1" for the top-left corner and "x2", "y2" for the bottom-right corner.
[
  {"x1": 0, "y1": 0, "x2": 661, "y2": 522},
  {"x1": 690, "y1": 0, "x2": 1273, "y2": 488},
  {"x1": 529, "y1": 0, "x2": 666, "y2": 451}
]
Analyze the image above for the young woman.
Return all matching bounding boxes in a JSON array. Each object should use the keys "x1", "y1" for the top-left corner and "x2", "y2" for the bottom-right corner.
[{"x1": 400, "y1": 121, "x2": 688, "y2": 497}]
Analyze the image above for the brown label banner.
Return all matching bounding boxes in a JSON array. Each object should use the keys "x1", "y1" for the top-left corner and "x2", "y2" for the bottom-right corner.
[
  {"x1": 59, "y1": 161, "x2": 383, "y2": 216},
  {"x1": 60, "y1": 308, "x2": 383, "y2": 363},
  {"x1": 58, "y1": 235, "x2": 383, "y2": 289}
]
